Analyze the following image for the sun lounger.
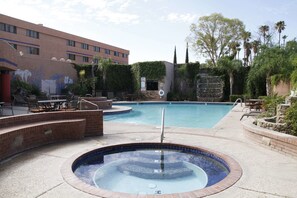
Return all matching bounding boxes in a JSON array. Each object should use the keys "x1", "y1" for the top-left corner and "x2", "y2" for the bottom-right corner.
[{"x1": 240, "y1": 111, "x2": 262, "y2": 120}]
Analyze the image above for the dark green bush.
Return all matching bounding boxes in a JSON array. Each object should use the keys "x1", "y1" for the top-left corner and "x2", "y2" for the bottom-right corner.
[
  {"x1": 11, "y1": 79, "x2": 41, "y2": 96},
  {"x1": 260, "y1": 95, "x2": 285, "y2": 116},
  {"x1": 105, "y1": 64, "x2": 133, "y2": 92},
  {"x1": 285, "y1": 102, "x2": 297, "y2": 136}
]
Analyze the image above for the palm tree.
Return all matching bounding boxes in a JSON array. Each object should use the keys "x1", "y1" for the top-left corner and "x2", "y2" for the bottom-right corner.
[
  {"x1": 228, "y1": 41, "x2": 240, "y2": 59},
  {"x1": 275, "y1": 21, "x2": 286, "y2": 47},
  {"x1": 98, "y1": 58, "x2": 112, "y2": 93},
  {"x1": 251, "y1": 40, "x2": 261, "y2": 63},
  {"x1": 241, "y1": 31, "x2": 252, "y2": 65},
  {"x1": 217, "y1": 57, "x2": 242, "y2": 96},
  {"x1": 251, "y1": 40, "x2": 260, "y2": 55},
  {"x1": 282, "y1": 35, "x2": 288, "y2": 46},
  {"x1": 244, "y1": 42, "x2": 252, "y2": 66},
  {"x1": 259, "y1": 25, "x2": 269, "y2": 45},
  {"x1": 236, "y1": 47, "x2": 241, "y2": 60}
]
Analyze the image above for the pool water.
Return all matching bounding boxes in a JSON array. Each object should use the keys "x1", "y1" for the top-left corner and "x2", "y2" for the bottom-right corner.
[
  {"x1": 74, "y1": 145, "x2": 230, "y2": 195},
  {"x1": 104, "y1": 103, "x2": 233, "y2": 128}
]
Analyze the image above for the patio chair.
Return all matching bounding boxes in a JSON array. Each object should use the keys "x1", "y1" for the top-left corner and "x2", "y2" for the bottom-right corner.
[
  {"x1": 0, "y1": 101, "x2": 14, "y2": 116},
  {"x1": 64, "y1": 95, "x2": 79, "y2": 111},
  {"x1": 12, "y1": 94, "x2": 28, "y2": 106},
  {"x1": 240, "y1": 111, "x2": 262, "y2": 120}
]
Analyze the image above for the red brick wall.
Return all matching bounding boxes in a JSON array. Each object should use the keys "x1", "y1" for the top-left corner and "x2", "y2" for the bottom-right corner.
[
  {"x1": 0, "y1": 110, "x2": 103, "y2": 161},
  {"x1": 0, "y1": 110, "x2": 103, "y2": 136},
  {"x1": 0, "y1": 119, "x2": 86, "y2": 161}
]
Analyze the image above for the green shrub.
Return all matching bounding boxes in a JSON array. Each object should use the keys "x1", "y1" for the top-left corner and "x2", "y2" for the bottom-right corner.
[
  {"x1": 105, "y1": 64, "x2": 133, "y2": 92},
  {"x1": 11, "y1": 79, "x2": 41, "y2": 96},
  {"x1": 285, "y1": 102, "x2": 297, "y2": 136},
  {"x1": 260, "y1": 95, "x2": 285, "y2": 116}
]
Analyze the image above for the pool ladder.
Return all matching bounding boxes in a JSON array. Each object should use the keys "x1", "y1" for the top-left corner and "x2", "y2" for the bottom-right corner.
[
  {"x1": 233, "y1": 98, "x2": 243, "y2": 107},
  {"x1": 160, "y1": 108, "x2": 165, "y2": 143}
]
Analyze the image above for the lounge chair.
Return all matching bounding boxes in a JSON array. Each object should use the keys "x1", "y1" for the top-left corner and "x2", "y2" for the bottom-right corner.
[
  {"x1": 0, "y1": 101, "x2": 14, "y2": 116},
  {"x1": 240, "y1": 111, "x2": 262, "y2": 120}
]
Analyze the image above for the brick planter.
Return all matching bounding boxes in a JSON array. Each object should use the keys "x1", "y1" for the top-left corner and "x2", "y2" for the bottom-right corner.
[
  {"x1": 0, "y1": 110, "x2": 103, "y2": 161},
  {"x1": 242, "y1": 120, "x2": 297, "y2": 158}
]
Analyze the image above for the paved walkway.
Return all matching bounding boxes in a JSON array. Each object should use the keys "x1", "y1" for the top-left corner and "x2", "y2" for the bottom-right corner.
[{"x1": 0, "y1": 105, "x2": 297, "y2": 197}]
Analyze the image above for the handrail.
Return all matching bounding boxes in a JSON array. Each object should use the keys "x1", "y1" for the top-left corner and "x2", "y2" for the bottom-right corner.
[
  {"x1": 233, "y1": 98, "x2": 243, "y2": 107},
  {"x1": 160, "y1": 108, "x2": 165, "y2": 143},
  {"x1": 79, "y1": 98, "x2": 99, "y2": 110}
]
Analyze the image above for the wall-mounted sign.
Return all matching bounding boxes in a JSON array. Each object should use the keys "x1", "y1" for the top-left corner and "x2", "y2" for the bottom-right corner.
[{"x1": 141, "y1": 77, "x2": 146, "y2": 91}]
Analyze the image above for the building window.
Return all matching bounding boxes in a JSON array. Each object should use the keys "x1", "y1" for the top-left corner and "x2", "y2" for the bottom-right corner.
[
  {"x1": 122, "y1": 53, "x2": 125, "y2": 58},
  {"x1": 28, "y1": 47, "x2": 39, "y2": 55},
  {"x1": 114, "y1": 51, "x2": 119, "y2": 56},
  {"x1": 67, "y1": 40, "x2": 75, "y2": 47},
  {"x1": 93, "y1": 58, "x2": 99, "y2": 64},
  {"x1": 68, "y1": 54, "x2": 76, "y2": 61},
  {"x1": 105, "y1": 49, "x2": 110, "y2": 55},
  {"x1": 81, "y1": 43, "x2": 89, "y2": 50},
  {"x1": 146, "y1": 80, "x2": 158, "y2": 91},
  {"x1": 26, "y1": 30, "x2": 39, "y2": 39},
  {"x1": 94, "y1": 46, "x2": 100, "y2": 52},
  {"x1": 82, "y1": 56, "x2": 89, "y2": 63},
  {"x1": 0, "y1": 23, "x2": 17, "y2": 34}
]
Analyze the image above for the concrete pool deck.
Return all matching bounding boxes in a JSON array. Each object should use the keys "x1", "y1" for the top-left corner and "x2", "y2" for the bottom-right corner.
[{"x1": 0, "y1": 104, "x2": 297, "y2": 197}]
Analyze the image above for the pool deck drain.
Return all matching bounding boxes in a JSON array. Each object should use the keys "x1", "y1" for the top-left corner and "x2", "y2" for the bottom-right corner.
[{"x1": 0, "y1": 104, "x2": 297, "y2": 197}]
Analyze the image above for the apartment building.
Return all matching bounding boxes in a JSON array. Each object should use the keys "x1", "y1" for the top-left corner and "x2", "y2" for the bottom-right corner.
[{"x1": 0, "y1": 14, "x2": 129, "y2": 102}]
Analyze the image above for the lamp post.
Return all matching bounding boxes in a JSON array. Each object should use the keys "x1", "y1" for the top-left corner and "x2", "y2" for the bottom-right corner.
[{"x1": 91, "y1": 60, "x2": 96, "y2": 97}]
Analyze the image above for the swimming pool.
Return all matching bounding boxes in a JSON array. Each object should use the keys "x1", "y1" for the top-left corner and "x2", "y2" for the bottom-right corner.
[{"x1": 104, "y1": 102, "x2": 233, "y2": 128}]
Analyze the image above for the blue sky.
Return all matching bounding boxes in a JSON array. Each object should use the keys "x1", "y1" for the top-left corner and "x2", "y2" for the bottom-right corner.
[{"x1": 1, "y1": 0, "x2": 297, "y2": 64}]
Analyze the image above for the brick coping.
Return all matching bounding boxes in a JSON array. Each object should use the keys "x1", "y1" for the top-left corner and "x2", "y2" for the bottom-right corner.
[
  {"x1": 242, "y1": 119, "x2": 297, "y2": 158},
  {"x1": 61, "y1": 143, "x2": 242, "y2": 198}
]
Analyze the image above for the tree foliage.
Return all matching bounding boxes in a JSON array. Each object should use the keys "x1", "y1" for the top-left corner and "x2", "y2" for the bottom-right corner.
[
  {"x1": 131, "y1": 61, "x2": 166, "y2": 90},
  {"x1": 275, "y1": 21, "x2": 286, "y2": 47},
  {"x1": 285, "y1": 102, "x2": 297, "y2": 136},
  {"x1": 246, "y1": 40, "x2": 297, "y2": 97},
  {"x1": 217, "y1": 57, "x2": 242, "y2": 96},
  {"x1": 105, "y1": 64, "x2": 133, "y2": 92},
  {"x1": 188, "y1": 13, "x2": 245, "y2": 67}
]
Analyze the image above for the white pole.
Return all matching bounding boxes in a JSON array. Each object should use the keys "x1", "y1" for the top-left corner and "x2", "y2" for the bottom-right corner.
[{"x1": 160, "y1": 108, "x2": 165, "y2": 143}]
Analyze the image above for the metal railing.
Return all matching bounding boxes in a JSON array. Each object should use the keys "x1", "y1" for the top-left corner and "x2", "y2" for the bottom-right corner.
[
  {"x1": 233, "y1": 98, "x2": 243, "y2": 107},
  {"x1": 160, "y1": 108, "x2": 165, "y2": 143},
  {"x1": 79, "y1": 99, "x2": 99, "y2": 110}
]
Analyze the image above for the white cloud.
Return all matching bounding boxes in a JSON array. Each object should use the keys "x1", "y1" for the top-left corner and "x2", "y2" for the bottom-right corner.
[
  {"x1": 94, "y1": 10, "x2": 139, "y2": 24},
  {"x1": 0, "y1": 0, "x2": 140, "y2": 25},
  {"x1": 166, "y1": 13, "x2": 198, "y2": 24}
]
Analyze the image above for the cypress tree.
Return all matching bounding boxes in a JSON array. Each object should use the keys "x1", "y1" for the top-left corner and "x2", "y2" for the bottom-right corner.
[
  {"x1": 185, "y1": 42, "x2": 189, "y2": 63},
  {"x1": 173, "y1": 46, "x2": 177, "y2": 65}
]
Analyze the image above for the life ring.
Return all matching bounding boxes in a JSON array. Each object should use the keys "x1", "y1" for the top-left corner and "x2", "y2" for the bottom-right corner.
[{"x1": 158, "y1": 89, "x2": 165, "y2": 97}]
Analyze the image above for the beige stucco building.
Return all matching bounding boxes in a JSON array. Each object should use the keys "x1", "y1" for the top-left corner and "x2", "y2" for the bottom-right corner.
[{"x1": 0, "y1": 14, "x2": 129, "y2": 102}]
